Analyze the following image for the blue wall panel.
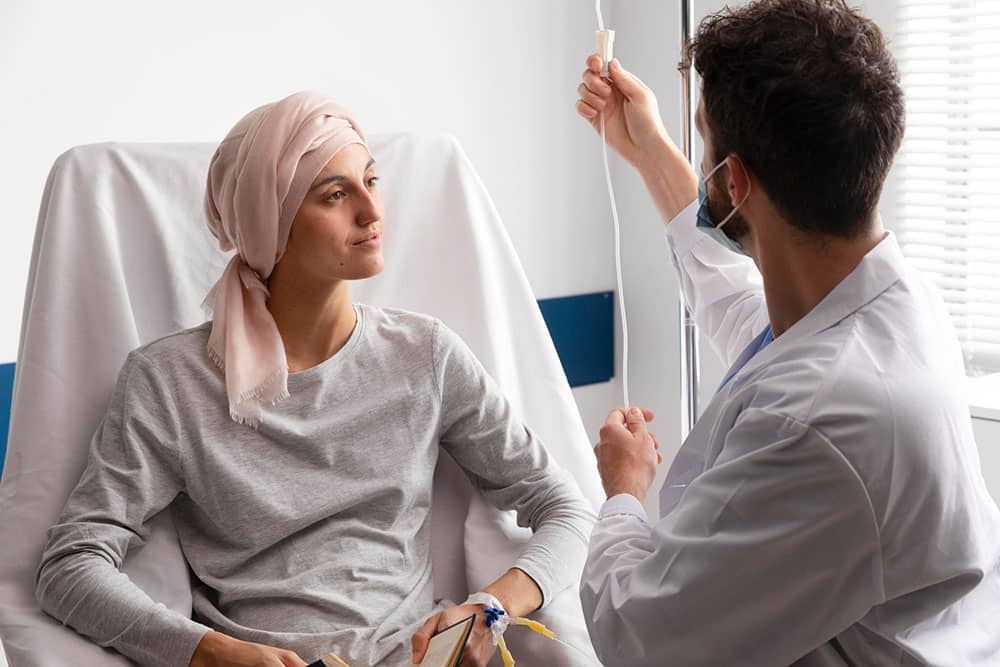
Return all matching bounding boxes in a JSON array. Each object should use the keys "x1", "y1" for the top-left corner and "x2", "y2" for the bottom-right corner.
[
  {"x1": 0, "y1": 362, "x2": 13, "y2": 478},
  {"x1": 537, "y1": 291, "x2": 615, "y2": 388}
]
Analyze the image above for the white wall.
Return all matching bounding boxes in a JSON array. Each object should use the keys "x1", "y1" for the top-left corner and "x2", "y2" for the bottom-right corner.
[
  {"x1": 0, "y1": 0, "x2": 625, "y2": 440},
  {"x1": 2, "y1": 0, "x2": 993, "y2": 510},
  {"x1": 973, "y1": 418, "x2": 1000, "y2": 501}
]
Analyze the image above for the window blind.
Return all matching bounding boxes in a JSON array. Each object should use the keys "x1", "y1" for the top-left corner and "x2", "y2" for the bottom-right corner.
[{"x1": 895, "y1": 0, "x2": 1000, "y2": 374}]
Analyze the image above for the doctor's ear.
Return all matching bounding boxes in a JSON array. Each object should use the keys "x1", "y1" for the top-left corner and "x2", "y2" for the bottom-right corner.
[{"x1": 724, "y1": 155, "x2": 752, "y2": 206}]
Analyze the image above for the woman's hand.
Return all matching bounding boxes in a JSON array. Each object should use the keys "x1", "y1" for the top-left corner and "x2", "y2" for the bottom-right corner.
[
  {"x1": 576, "y1": 55, "x2": 675, "y2": 170},
  {"x1": 190, "y1": 630, "x2": 308, "y2": 667},
  {"x1": 411, "y1": 604, "x2": 496, "y2": 667}
]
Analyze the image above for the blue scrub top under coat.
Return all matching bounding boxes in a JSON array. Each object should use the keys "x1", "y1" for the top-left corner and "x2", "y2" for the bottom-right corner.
[{"x1": 717, "y1": 324, "x2": 774, "y2": 393}]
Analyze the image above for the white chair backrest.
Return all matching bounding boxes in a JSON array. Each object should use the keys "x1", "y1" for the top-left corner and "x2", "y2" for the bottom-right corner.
[{"x1": 0, "y1": 135, "x2": 603, "y2": 666}]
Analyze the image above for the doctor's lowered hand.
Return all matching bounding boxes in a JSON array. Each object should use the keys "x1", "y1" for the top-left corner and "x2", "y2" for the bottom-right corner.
[{"x1": 594, "y1": 407, "x2": 662, "y2": 503}]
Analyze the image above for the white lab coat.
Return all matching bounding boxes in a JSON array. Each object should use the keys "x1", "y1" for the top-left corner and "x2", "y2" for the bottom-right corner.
[{"x1": 580, "y1": 201, "x2": 1000, "y2": 666}]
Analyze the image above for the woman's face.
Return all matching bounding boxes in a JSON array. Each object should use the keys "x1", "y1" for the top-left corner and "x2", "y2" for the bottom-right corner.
[{"x1": 280, "y1": 143, "x2": 385, "y2": 282}]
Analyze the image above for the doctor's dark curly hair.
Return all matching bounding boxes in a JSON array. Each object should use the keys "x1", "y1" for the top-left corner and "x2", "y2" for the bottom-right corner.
[{"x1": 684, "y1": 0, "x2": 904, "y2": 239}]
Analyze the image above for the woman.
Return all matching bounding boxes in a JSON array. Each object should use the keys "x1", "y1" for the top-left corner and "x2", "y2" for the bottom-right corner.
[{"x1": 35, "y1": 92, "x2": 594, "y2": 667}]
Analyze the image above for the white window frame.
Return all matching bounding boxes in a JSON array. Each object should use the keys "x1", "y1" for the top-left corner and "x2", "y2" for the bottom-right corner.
[{"x1": 894, "y1": 0, "x2": 1000, "y2": 418}]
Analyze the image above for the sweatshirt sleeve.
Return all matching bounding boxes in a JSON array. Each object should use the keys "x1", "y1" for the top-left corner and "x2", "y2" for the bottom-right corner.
[
  {"x1": 432, "y1": 321, "x2": 596, "y2": 607},
  {"x1": 35, "y1": 350, "x2": 211, "y2": 667}
]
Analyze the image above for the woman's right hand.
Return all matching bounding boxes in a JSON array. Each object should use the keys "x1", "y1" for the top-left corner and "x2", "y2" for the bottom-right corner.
[
  {"x1": 190, "y1": 630, "x2": 308, "y2": 667},
  {"x1": 576, "y1": 55, "x2": 676, "y2": 170}
]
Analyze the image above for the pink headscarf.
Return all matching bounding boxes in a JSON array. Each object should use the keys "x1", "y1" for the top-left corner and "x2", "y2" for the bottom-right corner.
[{"x1": 203, "y1": 91, "x2": 367, "y2": 427}]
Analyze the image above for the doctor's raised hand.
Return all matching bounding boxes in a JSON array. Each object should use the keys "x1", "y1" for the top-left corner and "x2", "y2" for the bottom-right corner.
[
  {"x1": 577, "y1": 55, "x2": 697, "y2": 223},
  {"x1": 576, "y1": 56, "x2": 666, "y2": 168},
  {"x1": 594, "y1": 408, "x2": 661, "y2": 503}
]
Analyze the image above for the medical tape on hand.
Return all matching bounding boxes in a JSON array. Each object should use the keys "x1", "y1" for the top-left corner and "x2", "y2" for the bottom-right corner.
[
  {"x1": 464, "y1": 591, "x2": 508, "y2": 642},
  {"x1": 464, "y1": 592, "x2": 561, "y2": 667},
  {"x1": 464, "y1": 592, "x2": 514, "y2": 666}
]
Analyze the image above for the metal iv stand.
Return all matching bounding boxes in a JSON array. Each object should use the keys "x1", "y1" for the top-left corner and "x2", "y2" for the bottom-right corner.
[{"x1": 678, "y1": 0, "x2": 700, "y2": 439}]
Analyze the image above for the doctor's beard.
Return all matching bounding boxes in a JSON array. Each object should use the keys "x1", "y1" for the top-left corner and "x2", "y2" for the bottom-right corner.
[{"x1": 706, "y1": 182, "x2": 752, "y2": 245}]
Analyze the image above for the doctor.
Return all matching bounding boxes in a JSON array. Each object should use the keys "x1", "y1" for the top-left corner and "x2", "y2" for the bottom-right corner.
[{"x1": 575, "y1": 0, "x2": 1000, "y2": 665}]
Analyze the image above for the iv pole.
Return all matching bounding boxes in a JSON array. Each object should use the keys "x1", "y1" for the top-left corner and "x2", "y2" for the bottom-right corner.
[{"x1": 678, "y1": 0, "x2": 700, "y2": 439}]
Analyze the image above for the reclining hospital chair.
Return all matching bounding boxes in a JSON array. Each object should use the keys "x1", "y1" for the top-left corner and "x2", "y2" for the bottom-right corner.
[{"x1": 0, "y1": 134, "x2": 604, "y2": 666}]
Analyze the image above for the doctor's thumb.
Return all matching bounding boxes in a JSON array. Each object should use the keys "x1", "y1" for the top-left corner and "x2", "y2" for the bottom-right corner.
[
  {"x1": 625, "y1": 407, "x2": 647, "y2": 434},
  {"x1": 609, "y1": 59, "x2": 646, "y2": 99}
]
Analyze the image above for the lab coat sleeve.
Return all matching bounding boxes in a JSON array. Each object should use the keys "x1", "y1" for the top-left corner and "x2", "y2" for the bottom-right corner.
[
  {"x1": 35, "y1": 352, "x2": 211, "y2": 667},
  {"x1": 664, "y1": 200, "x2": 770, "y2": 367},
  {"x1": 580, "y1": 408, "x2": 884, "y2": 667},
  {"x1": 433, "y1": 321, "x2": 595, "y2": 606}
]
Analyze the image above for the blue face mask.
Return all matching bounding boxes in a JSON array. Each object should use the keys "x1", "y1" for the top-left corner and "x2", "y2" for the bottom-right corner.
[{"x1": 696, "y1": 158, "x2": 752, "y2": 257}]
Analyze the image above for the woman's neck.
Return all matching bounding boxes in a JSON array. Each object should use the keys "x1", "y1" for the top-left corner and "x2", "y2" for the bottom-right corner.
[{"x1": 266, "y1": 274, "x2": 357, "y2": 373}]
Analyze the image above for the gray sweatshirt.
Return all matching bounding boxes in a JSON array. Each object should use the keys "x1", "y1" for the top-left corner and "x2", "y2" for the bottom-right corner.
[{"x1": 36, "y1": 305, "x2": 595, "y2": 667}]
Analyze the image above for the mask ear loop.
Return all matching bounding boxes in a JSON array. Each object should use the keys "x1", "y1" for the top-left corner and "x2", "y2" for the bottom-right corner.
[
  {"x1": 703, "y1": 156, "x2": 752, "y2": 230},
  {"x1": 716, "y1": 160, "x2": 752, "y2": 231}
]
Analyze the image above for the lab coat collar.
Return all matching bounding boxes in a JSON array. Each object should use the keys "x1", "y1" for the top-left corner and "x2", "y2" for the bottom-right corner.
[{"x1": 726, "y1": 231, "x2": 905, "y2": 393}]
